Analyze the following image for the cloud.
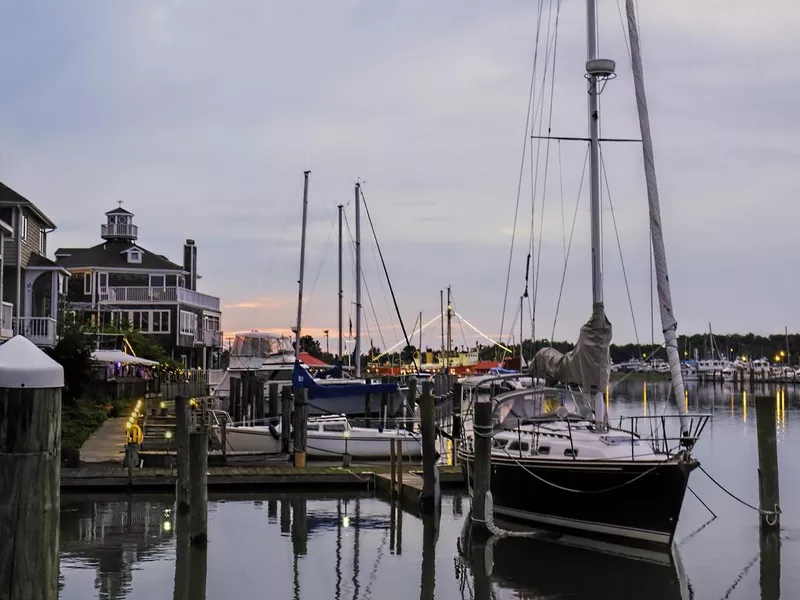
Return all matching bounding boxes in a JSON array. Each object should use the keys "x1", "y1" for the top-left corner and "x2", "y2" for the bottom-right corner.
[{"x1": 0, "y1": 0, "x2": 796, "y2": 346}]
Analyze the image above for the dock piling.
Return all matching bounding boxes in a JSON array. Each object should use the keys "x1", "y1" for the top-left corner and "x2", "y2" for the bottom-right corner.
[
  {"x1": 418, "y1": 380, "x2": 439, "y2": 513},
  {"x1": 188, "y1": 425, "x2": 208, "y2": 546},
  {"x1": 471, "y1": 400, "x2": 493, "y2": 537},
  {"x1": 755, "y1": 395, "x2": 781, "y2": 530},
  {"x1": 293, "y1": 388, "x2": 308, "y2": 467},
  {"x1": 281, "y1": 387, "x2": 293, "y2": 454},
  {"x1": 268, "y1": 382, "x2": 279, "y2": 418},
  {"x1": 175, "y1": 396, "x2": 191, "y2": 518},
  {"x1": 220, "y1": 420, "x2": 227, "y2": 466},
  {"x1": 0, "y1": 337, "x2": 64, "y2": 600}
]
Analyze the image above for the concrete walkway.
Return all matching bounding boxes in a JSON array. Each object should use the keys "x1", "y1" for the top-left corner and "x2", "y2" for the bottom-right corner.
[{"x1": 79, "y1": 417, "x2": 128, "y2": 464}]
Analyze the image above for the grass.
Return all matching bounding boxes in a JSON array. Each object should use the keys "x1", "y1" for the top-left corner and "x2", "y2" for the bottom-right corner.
[{"x1": 61, "y1": 399, "x2": 132, "y2": 453}]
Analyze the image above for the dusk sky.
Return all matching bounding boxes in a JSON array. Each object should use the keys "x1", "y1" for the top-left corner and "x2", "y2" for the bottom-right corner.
[{"x1": 0, "y1": 1, "x2": 795, "y2": 352}]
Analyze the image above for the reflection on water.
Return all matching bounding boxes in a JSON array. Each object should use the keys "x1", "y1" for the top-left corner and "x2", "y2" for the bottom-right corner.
[{"x1": 60, "y1": 382, "x2": 800, "y2": 599}]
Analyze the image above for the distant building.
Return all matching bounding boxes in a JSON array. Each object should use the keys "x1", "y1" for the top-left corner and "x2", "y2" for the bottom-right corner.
[
  {"x1": 0, "y1": 181, "x2": 70, "y2": 347},
  {"x1": 55, "y1": 206, "x2": 222, "y2": 368}
]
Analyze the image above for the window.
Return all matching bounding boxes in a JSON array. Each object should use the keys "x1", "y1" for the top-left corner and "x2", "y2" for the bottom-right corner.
[
  {"x1": 128, "y1": 310, "x2": 170, "y2": 334},
  {"x1": 38, "y1": 228, "x2": 45, "y2": 254},
  {"x1": 322, "y1": 423, "x2": 347, "y2": 433},
  {"x1": 98, "y1": 272, "x2": 108, "y2": 291},
  {"x1": 128, "y1": 250, "x2": 142, "y2": 264},
  {"x1": 507, "y1": 441, "x2": 529, "y2": 453},
  {"x1": 84, "y1": 272, "x2": 92, "y2": 295},
  {"x1": 152, "y1": 311, "x2": 170, "y2": 333},
  {"x1": 149, "y1": 274, "x2": 165, "y2": 288},
  {"x1": 19, "y1": 214, "x2": 28, "y2": 240},
  {"x1": 203, "y1": 314, "x2": 220, "y2": 332},
  {"x1": 180, "y1": 310, "x2": 197, "y2": 335},
  {"x1": 177, "y1": 275, "x2": 185, "y2": 288}
]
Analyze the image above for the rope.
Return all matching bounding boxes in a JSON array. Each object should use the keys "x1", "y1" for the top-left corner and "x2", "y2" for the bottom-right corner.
[{"x1": 699, "y1": 465, "x2": 780, "y2": 524}]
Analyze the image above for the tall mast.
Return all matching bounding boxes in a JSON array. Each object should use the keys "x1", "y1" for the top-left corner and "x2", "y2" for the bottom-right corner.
[
  {"x1": 354, "y1": 182, "x2": 362, "y2": 378},
  {"x1": 440, "y1": 290, "x2": 445, "y2": 371},
  {"x1": 446, "y1": 286, "x2": 452, "y2": 372},
  {"x1": 519, "y1": 295, "x2": 524, "y2": 364},
  {"x1": 337, "y1": 204, "x2": 344, "y2": 360},
  {"x1": 585, "y1": 0, "x2": 614, "y2": 430},
  {"x1": 625, "y1": 0, "x2": 689, "y2": 435},
  {"x1": 419, "y1": 310, "x2": 423, "y2": 371},
  {"x1": 295, "y1": 171, "x2": 311, "y2": 358}
]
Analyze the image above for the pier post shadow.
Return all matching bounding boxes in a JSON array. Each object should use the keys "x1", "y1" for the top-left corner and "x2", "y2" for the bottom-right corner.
[
  {"x1": 419, "y1": 509, "x2": 440, "y2": 600},
  {"x1": 173, "y1": 516, "x2": 208, "y2": 600},
  {"x1": 759, "y1": 528, "x2": 781, "y2": 600},
  {"x1": 458, "y1": 513, "x2": 493, "y2": 600}
]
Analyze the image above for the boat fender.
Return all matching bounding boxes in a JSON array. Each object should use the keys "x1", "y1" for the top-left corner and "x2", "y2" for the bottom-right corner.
[
  {"x1": 377, "y1": 423, "x2": 384, "y2": 433},
  {"x1": 268, "y1": 423, "x2": 280, "y2": 440}
]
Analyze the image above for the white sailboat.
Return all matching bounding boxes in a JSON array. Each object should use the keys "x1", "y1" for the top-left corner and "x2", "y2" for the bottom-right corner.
[{"x1": 461, "y1": 0, "x2": 709, "y2": 547}]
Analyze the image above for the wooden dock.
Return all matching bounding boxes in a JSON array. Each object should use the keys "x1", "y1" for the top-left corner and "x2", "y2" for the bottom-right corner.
[{"x1": 60, "y1": 464, "x2": 464, "y2": 491}]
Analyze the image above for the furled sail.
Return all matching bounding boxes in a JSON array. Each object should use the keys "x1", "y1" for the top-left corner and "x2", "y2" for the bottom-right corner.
[{"x1": 531, "y1": 304, "x2": 612, "y2": 393}]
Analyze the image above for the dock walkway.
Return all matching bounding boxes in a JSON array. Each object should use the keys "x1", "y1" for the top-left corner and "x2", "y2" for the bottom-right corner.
[{"x1": 79, "y1": 417, "x2": 128, "y2": 464}]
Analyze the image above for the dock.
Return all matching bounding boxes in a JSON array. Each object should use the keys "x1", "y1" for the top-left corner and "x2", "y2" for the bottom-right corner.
[{"x1": 61, "y1": 464, "x2": 464, "y2": 492}]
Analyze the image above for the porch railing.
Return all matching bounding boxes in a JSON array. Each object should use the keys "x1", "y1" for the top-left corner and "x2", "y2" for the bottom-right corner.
[
  {"x1": 1, "y1": 302, "x2": 13, "y2": 336},
  {"x1": 98, "y1": 286, "x2": 221, "y2": 311},
  {"x1": 13, "y1": 317, "x2": 57, "y2": 347}
]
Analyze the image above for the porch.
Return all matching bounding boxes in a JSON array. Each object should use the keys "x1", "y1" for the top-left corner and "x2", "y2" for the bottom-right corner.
[
  {"x1": 19, "y1": 261, "x2": 69, "y2": 348},
  {"x1": 13, "y1": 316, "x2": 58, "y2": 347}
]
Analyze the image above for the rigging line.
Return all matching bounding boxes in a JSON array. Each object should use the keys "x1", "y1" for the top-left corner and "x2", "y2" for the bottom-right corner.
[
  {"x1": 614, "y1": 0, "x2": 633, "y2": 66},
  {"x1": 550, "y1": 145, "x2": 589, "y2": 343},
  {"x1": 365, "y1": 213, "x2": 401, "y2": 346},
  {"x1": 449, "y1": 290, "x2": 471, "y2": 351},
  {"x1": 599, "y1": 146, "x2": 641, "y2": 347},
  {"x1": 558, "y1": 139, "x2": 566, "y2": 262},
  {"x1": 498, "y1": 0, "x2": 547, "y2": 348},
  {"x1": 305, "y1": 208, "x2": 338, "y2": 311},
  {"x1": 363, "y1": 242, "x2": 389, "y2": 352},
  {"x1": 532, "y1": 0, "x2": 562, "y2": 321},
  {"x1": 263, "y1": 209, "x2": 296, "y2": 291},
  {"x1": 359, "y1": 187, "x2": 418, "y2": 372}
]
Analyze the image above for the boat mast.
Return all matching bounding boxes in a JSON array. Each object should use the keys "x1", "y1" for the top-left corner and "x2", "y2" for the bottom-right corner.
[
  {"x1": 440, "y1": 290, "x2": 445, "y2": 371},
  {"x1": 295, "y1": 171, "x2": 311, "y2": 359},
  {"x1": 446, "y1": 286, "x2": 452, "y2": 373},
  {"x1": 625, "y1": 0, "x2": 690, "y2": 434},
  {"x1": 519, "y1": 295, "x2": 524, "y2": 366},
  {"x1": 586, "y1": 0, "x2": 607, "y2": 429},
  {"x1": 419, "y1": 310, "x2": 423, "y2": 372},
  {"x1": 338, "y1": 203, "x2": 344, "y2": 361},
  {"x1": 354, "y1": 182, "x2": 362, "y2": 378}
]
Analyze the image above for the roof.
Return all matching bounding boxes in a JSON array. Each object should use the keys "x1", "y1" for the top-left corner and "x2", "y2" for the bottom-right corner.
[
  {"x1": 54, "y1": 240, "x2": 185, "y2": 271},
  {"x1": 299, "y1": 352, "x2": 330, "y2": 368},
  {"x1": 105, "y1": 207, "x2": 133, "y2": 216},
  {"x1": 474, "y1": 360, "x2": 502, "y2": 371},
  {"x1": 28, "y1": 254, "x2": 71, "y2": 273},
  {"x1": 0, "y1": 181, "x2": 57, "y2": 229}
]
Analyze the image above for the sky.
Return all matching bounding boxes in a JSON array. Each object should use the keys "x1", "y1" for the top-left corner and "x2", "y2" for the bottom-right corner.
[{"x1": 0, "y1": 0, "x2": 796, "y2": 352}]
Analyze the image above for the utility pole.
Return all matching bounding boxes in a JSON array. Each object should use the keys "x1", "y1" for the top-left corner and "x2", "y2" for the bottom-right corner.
[{"x1": 324, "y1": 329, "x2": 330, "y2": 355}]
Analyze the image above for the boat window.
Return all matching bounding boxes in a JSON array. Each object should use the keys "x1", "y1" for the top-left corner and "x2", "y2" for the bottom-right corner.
[
  {"x1": 564, "y1": 448, "x2": 579, "y2": 458},
  {"x1": 492, "y1": 439, "x2": 508, "y2": 449},
  {"x1": 307, "y1": 424, "x2": 320, "y2": 431},
  {"x1": 537, "y1": 446, "x2": 550, "y2": 455},
  {"x1": 507, "y1": 441, "x2": 529, "y2": 453},
  {"x1": 323, "y1": 423, "x2": 347, "y2": 432}
]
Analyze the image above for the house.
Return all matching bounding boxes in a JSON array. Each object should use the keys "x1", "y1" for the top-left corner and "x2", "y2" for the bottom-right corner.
[
  {"x1": 0, "y1": 181, "x2": 70, "y2": 346},
  {"x1": 55, "y1": 206, "x2": 223, "y2": 368}
]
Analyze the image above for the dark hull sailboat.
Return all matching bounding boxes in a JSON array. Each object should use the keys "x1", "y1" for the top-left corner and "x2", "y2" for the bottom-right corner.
[{"x1": 461, "y1": 449, "x2": 698, "y2": 546}]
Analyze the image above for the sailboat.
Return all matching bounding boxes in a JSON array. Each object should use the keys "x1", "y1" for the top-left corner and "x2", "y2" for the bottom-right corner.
[{"x1": 460, "y1": 1, "x2": 709, "y2": 547}]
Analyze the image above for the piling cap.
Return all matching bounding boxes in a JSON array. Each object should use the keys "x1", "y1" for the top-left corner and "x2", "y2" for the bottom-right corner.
[{"x1": 0, "y1": 335, "x2": 64, "y2": 389}]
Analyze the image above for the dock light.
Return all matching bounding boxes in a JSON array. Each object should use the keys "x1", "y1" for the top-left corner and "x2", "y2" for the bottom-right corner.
[
  {"x1": 189, "y1": 398, "x2": 197, "y2": 407},
  {"x1": 165, "y1": 431, "x2": 173, "y2": 440},
  {"x1": 342, "y1": 516, "x2": 351, "y2": 528},
  {"x1": 128, "y1": 416, "x2": 134, "y2": 423},
  {"x1": 131, "y1": 412, "x2": 137, "y2": 418},
  {"x1": 160, "y1": 401, "x2": 166, "y2": 409},
  {"x1": 125, "y1": 421, "x2": 132, "y2": 429},
  {"x1": 162, "y1": 521, "x2": 172, "y2": 532},
  {"x1": 781, "y1": 350, "x2": 786, "y2": 357}
]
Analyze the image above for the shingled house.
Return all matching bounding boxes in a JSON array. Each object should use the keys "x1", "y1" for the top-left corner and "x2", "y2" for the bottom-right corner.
[
  {"x1": 0, "y1": 181, "x2": 70, "y2": 347},
  {"x1": 55, "y1": 206, "x2": 223, "y2": 368}
]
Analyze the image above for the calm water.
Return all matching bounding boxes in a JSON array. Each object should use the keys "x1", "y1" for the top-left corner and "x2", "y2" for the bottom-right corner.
[{"x1": 59, "y1": 381, "x2": 800, "y2": 599}]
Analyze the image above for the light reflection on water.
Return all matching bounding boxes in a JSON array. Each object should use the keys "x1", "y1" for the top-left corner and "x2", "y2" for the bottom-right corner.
[{"x1": 59, "y1": 381, "x2": 800, "y2": 599}]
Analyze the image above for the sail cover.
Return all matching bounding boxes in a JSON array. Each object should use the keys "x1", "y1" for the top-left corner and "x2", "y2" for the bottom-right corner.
[{"x1": 531, "y1": 303, "x2": 612, "y2": 392}]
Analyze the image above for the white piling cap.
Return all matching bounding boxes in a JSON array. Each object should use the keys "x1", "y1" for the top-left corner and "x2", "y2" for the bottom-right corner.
[{"x1": 0, "y1": 335, "x2": 64, "y2": 389}]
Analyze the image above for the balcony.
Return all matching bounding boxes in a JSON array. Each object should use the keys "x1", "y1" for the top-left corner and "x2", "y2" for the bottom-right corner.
[
  {"x1": 99, "y1": 286, "x2": 220, "y2": 311},
  {"x1": 14, "y1": 317, "x2": 57, "y2": 348},
  {"x1": 101, "y1": 223, "x2": 138, "y2": 239},
  {"x1": 194, "y1": 329, "x2": 223, "y2": 347},
  {"x1": 1, "y1": 302, "x2": 13, "y2": 339}
]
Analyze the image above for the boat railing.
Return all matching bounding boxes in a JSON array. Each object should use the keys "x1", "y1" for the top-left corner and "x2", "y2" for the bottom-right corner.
[{"x1": 613, "y1": 413, "x2": 712, "y2": 459}]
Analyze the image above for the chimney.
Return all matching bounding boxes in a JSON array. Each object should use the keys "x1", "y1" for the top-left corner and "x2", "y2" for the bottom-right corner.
[{"x1": 183, "y1": 239, "x2": 197, "y2": 291}]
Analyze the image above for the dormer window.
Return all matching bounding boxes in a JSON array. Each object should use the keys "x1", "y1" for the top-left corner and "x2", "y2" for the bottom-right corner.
[{"x1": 128, "y1": 250, "x2": 142, "y2": 264}]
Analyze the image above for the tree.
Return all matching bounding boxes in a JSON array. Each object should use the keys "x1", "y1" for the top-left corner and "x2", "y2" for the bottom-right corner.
[
  {"x1": 46, "y1": 319, "x2": 94, "y2": 407},
  {"x1": 298, "y1": 335, "x2": 323, "y2": 359}
]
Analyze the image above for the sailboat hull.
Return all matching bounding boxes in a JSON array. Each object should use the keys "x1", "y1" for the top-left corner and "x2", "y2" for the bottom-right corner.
[{"x1": 462, "y1": 452, "x2": 697, "y2": 547}]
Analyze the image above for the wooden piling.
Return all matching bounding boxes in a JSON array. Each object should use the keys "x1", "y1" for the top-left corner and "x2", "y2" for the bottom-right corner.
[
  {"x1": 268, "y1": 382, "x2": 280, "y2": 418},
  {"x1": 293, "y1": 388, "x2": 308, "y2": 467},
  {"x1": 406, "y1": 376, "x2": 417, "y2": 430},
  {"x1": 188, "y1": 428, "x2": 208, "y2": 546},
  {"x1": 291, "y1": 498, "x2": 308, "y2": 556},
  {"x1": 255, "y1": 379, "x2": 265, "y2": 422},
  {"x1": 281, "y1": 387, "x2": 293, "y2": 454},
  {"x1": 471, "y1": 400, "x2": 493, "y2": 536},
  {"x1": 755, "y1": 395, "x2": 780, "y2": 530},
  {"x1": 125, "y1": 441, "x2": 139, "y2": 489},
  {"x1": 389, "y1": 438, "x2": 397, "y2": 496},
  {"x1": 0, "y1": 336, "x2": 64, "y2": 600},
  {"x1": 417, "y1": 381, "x2": 439, "y2": 513},
  {"x1": 364, "y1": 377, "x2": 372, "y2": 427},
  {"x1": 220, "y1": 420, "x2": 227, "y2": 465},
  {"x1": 175, "y1": 396, "x2": 191, "y2": 518}
]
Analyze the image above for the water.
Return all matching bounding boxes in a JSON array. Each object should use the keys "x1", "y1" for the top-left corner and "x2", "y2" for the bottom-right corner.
[{"x1": 59, "y1": 381, "x2": 799, "y2": 599}]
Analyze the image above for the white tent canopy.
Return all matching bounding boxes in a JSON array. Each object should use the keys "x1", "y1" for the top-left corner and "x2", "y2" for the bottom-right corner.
[{"x1": 91, "y1": 349, "x2": 159, "y2": 366}]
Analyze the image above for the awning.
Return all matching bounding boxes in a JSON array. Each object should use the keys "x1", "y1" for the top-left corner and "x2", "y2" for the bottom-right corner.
[{"x1": 92, "y1": 350, "x2": 159, "y2": 366}]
